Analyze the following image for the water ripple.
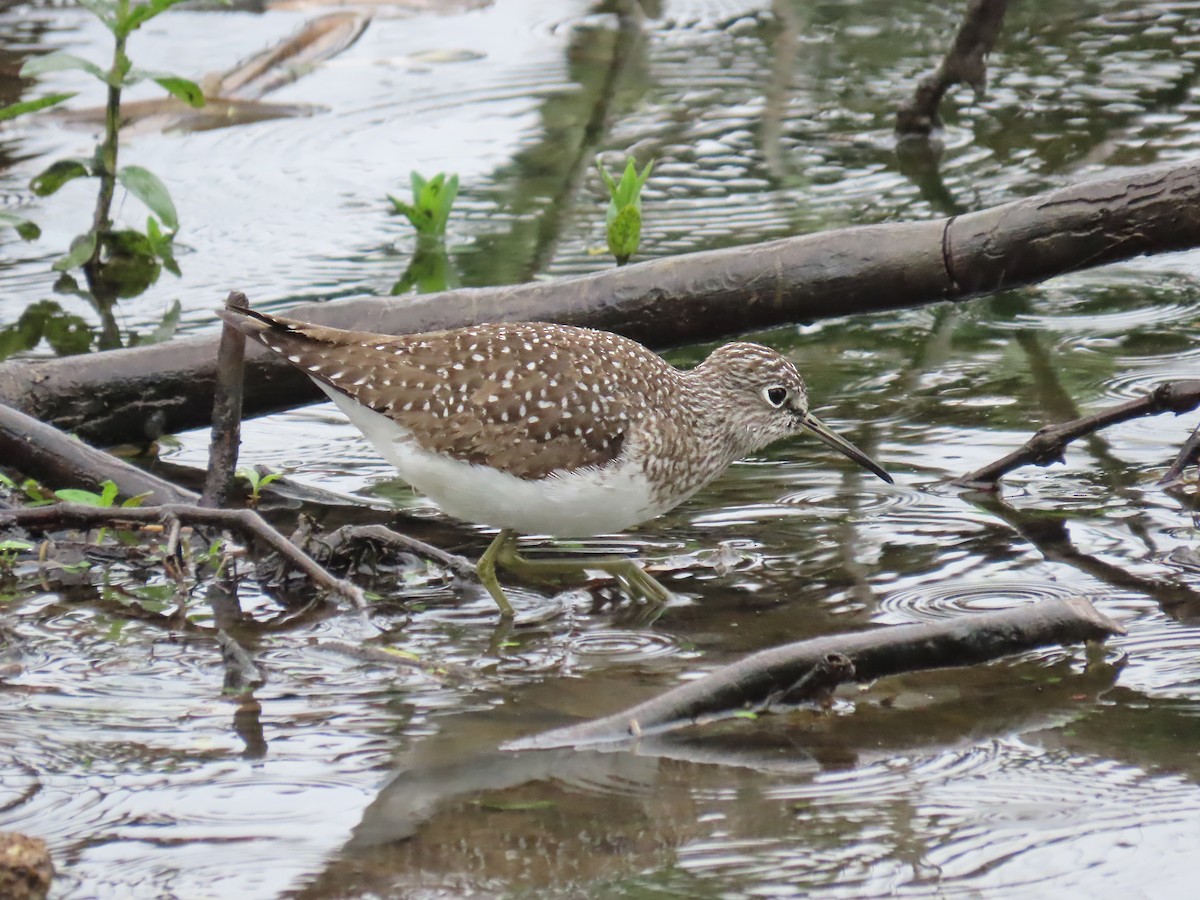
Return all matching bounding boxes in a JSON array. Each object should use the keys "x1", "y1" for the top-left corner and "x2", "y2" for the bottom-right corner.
[
  {"x1": 877, "y1": 580, "x2": 1086, "y2": 623},
  {"x1": 564, "y1": 629, "x2": 693, "y2": 665}
]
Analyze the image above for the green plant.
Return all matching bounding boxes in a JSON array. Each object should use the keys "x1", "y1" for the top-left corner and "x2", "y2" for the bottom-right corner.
[
  {"x1": 195, "y1": 535, "x2": 228, "y2": 576},
  {"x1": 237, "y1": 467, "x2": 282, "y2": 504},
  {"x1": 597, "y1": 157, "x2": 653, "y2": 266},
  {"x1": 0, "y1": 539, "x2": 36, "y2": 574},
  {"x1": 0, "y1": 0, "x2": 203, "y2": 309},
  {"x1": 388, "y1": 171, "x2": 459, "y2": 239},
  {"x1": 55, "y1": 479, "x2": 119, "y2": 507},
  {"x1": 53, "y1": 479, "x2": 147, "y2": 544}
]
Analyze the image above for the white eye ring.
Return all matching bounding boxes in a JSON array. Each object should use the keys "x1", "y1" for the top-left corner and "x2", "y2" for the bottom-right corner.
[{"x1": 763, "y1": 385, "x2": 788, "y2": 407}]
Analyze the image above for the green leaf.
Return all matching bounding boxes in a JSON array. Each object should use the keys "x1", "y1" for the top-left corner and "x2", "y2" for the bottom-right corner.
[
  {"x1": 0, "y1": 539, "x2": 35, "y2": 552},
  {"x1": 54, "y1": 488, "x2": 104, "y2": 505},
  {"x1": 122, "y1": 68, "x2": 205, "y2": 108},
  {"x1": 154, "y1": 76, "x2": 204, "y2": 108},
  {"x1": 390, "y1": 171, "x2": 458, "y2": 237},
  {"x1": 77, "y1": 0, "x2": 119, "y2": 29},
  {"x1": 21, "y1": 52, "x2": 109, "y2": 84},
  {"x1": 144, "y1": 216, "x2": 181, "y2": 276},
  {"x1": 0, "y1": 91, "x2": 76, "y2": 122},
  {"x1": 0, "y1": 211, "x2": 41, "y2": 241},
  {"x1": 29, "y1": 158, "x2": 93, "y2": 197},
  {"x1": 53, "y1": 231, "x2": 97, "y2": 272},
  {"x1": 116, "y1": 0, "x2": 190, "y2": 38},
  {"x1": 121, "y1": 492, "x2": 150, "y2": 508},
  {"x1": 98, "y1": 480, "x2": 119, "y2": 507},
  {"x1": 117, "y1": 166, "x2": 178, "y2": 230},
  {"x1": 0, "y1": 473, "x2": 15, "y2": 488}
]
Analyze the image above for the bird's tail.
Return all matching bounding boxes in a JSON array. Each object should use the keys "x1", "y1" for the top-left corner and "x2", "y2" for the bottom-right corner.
[{"x1": 216, "y1": 298, "x2": 303, "y2": 343}]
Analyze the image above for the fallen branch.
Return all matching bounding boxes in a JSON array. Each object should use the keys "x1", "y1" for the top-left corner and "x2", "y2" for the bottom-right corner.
[
  {"x1": 504, "y1": 596, "x2": 1122, "y2": 750},
  {"x1": 0, "y1": 502, "x2": 366, "y2": 610},
  {"x1": 0, "y1": 403, "x2": 196, "y2": 504},
  {"x1": 954, "y1": 379, "x2": 1200, "y2": 488},
  {"x1": 4, "y1": 160, "x2": 1200, "y2": 445},
  {"x1": 896, "y1": 0, "x2": 1009, "y2": 137}
]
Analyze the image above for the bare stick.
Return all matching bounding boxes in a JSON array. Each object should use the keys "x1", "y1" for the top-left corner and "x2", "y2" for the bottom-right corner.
[
  {"x1": 896, "y1": 0, "x2": 1009, "y2": 137},
  {"x1": 954, "y1": 380, "x2": 1200, "y2": 489},
  {"x1": 200, "y1": 291, "x2": 249, "y2": 508},
  {"x1": 0, "y1": 503, "x2": 367, "y2": 610},
  {"x1": 504, "y1": 596, "x2": 1122, "y2": 750}
]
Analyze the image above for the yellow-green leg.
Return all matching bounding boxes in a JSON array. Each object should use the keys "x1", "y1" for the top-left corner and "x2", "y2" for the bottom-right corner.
[
  {"x1": 476, "y1": 528, "x2": 517, "y2": 617},
  {"x1": 496, "y1": 536, "x2": 673, "y2": 604},
  {"x1": 476, "y1": 529, "x2": 674, "y2": 615}
]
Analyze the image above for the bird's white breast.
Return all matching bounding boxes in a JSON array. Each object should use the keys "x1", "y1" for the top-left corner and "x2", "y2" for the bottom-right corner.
[{"x1": 319, "y1": 385, "x2": 665, "y2": 536}]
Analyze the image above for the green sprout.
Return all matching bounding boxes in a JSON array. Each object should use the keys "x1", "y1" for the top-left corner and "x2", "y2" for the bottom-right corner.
[
  {"x1": 237, "y1": 467, "x2": 282, "y2": 504},
  {"x1": 388, "y1": 171, "x2": 459, "y2": 239},
  {"x1": 597, "y1": 157, "x2": 653, "y2": 266}
]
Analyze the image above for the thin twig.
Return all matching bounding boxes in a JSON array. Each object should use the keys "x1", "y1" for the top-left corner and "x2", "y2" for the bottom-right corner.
[
  {"x1": 0, "y1": 502, "x2": 367, "y2": 610},
  {"x1": 954, "y1": 380, "x2": 1200, "y2": 489}
]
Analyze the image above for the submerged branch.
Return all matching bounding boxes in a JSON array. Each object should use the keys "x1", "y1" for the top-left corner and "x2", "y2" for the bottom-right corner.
[
  {"x1": 955, "y1": 380, "x2": 1200, "y2": 488},
  {"x1": 504, "y1": 596, "x2": 1122, "y2": 750}
]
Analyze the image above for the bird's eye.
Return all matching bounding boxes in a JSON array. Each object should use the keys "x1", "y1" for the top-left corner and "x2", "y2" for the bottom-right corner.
[{"x1": 763, "y1": 385, "x2": 788, "y2": 407}]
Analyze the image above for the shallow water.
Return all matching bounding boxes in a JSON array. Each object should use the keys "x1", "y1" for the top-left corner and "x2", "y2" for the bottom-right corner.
[{"x1": 4, "y1": 0, "x2": 1200, "y2": 897}]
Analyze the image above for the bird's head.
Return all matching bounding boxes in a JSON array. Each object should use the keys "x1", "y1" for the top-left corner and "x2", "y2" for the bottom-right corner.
[{"x1": 696, "y1": 342, "x2": 892, "y2": 483}]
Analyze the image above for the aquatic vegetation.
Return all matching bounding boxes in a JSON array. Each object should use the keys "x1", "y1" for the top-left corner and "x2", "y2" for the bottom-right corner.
[
  {"x1": 388, "y1": 171, "x2": 459, "y2": 238},
  {"x1": 597, "y1": 157, "x2": 652, "y2": 266},
  {"x1": 0, "y1": 0, "x2": 203, "y2": 328},
  {"x1": 236, "y1": 467, "x2": 282, "y2": 505}
]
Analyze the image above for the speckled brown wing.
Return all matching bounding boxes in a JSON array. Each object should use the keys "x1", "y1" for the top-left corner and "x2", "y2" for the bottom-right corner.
[{"x1": 221, "y1": 308, "x2": 656, "y2": 480}]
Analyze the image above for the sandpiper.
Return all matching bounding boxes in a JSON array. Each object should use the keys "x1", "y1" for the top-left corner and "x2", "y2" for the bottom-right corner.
[{"x1": 219, "y1": 302, "x2": 892, "y2": 614}]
